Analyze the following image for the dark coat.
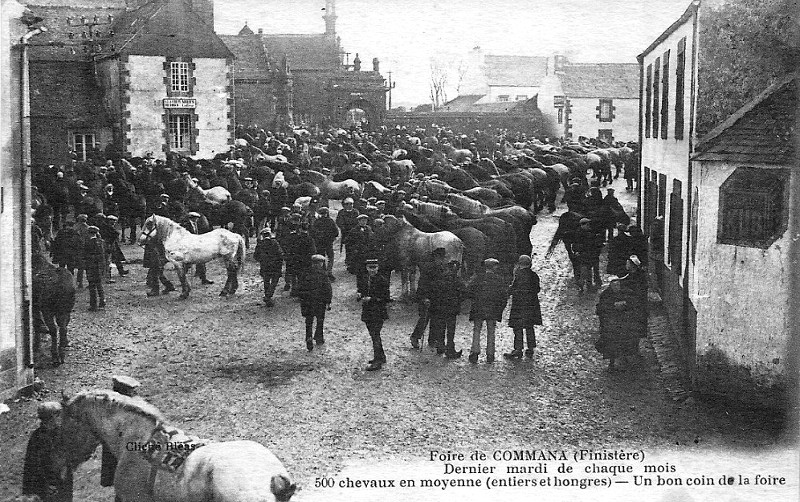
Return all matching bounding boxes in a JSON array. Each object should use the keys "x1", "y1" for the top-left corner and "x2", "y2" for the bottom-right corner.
[
  {"x1": 253, "y1": 237, "x2": 284, "y2": 277},
  {"x1": 51, "y1": 227, "x2": 82, "y2": 269},
  {"x1": 22, "y1": 426, "x2": 73, "y2": 502},
  {"x1": 297, "y1": 267, "x2": 332, "y2": 316},
  {"x1": 427, "y1": 269, "x2": 466, "y2": 317},
  {"x1": 508, "y1": 268, "x2": 542, "y2": 328},
  {"x1": 310, "y1": 216, "x2": 339, "y2": 248},
  {"x1": 467, "y1": 270, "x2": 509, "y2": 321},
  {"x1": 594, "y1": 271, "x2": 647, "y2": 359},
  {"x1": 143, "y1": 239, "x2": 167, "y2": 269},
  {"x1": 83, "y1": 237, "x2": 105, "y2": 274},
  {"x1": 606, "y1": 232, "x2": 633, "y2": 276},
  {"x1": 571, "y1": 226, "x2": 603, "y2": 263},
  {"x1": 283, "y1": 231, "x2": 316, "y2": 272},
  {"x1": 361, "y1": 272, "x2": 390, "y2": 322},
  {"x1": 344, "y1": 225, "x2": 373, "y2": 264},
  {"x1": 336, "y1": 208, "x2": 360, "y2": 236}
]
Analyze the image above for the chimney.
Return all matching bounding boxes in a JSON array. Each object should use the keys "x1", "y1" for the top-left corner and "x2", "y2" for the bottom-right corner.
[
  {"x1": 554, "y1": 54, "x2": 567, "y2": 73},
  {"x1": 372, "y1": 57, "x2": 379, "y2": 72},
  {"x1": 323, "y1": 0, "x2": 337, "y2": 37},
  {"x1": 258, "y1": 28, "x2": 263, "y2": 35}
]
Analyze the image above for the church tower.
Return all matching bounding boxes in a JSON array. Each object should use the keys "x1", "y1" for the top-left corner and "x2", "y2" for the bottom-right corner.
[{"x1": 322, "y1": 0, "x2": 336, "y2": 37}]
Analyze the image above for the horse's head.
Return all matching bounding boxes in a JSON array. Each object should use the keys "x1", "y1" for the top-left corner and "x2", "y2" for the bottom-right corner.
[{"x1": 137, "y1": 215, "x2": 159, "y2": 246}]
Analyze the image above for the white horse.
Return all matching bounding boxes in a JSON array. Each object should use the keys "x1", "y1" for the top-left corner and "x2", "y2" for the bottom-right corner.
[
  {"x1": 59, "y1": 389, "x2": 296, "y2": 502},
  {"x1": 183, "y1": 173, "x2": 231, "y2": 205},
  {"x1": 302, "y1": 168, "x2": 361, "y2": 200},
  {"x1": 138, "y1": 214, "x2": 245, "y2": 299}
]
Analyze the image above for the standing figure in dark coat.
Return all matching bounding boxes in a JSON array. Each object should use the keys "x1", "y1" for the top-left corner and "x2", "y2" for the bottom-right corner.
[
  {"x1": 296, "y1": 255, "x2": 332, "y2": 351},
  {"x1": 50, "y1": 221, "x2": 81, "y2": 274},
  {"x1": 344, "y1": 214, "x2": 374, "y2": 298},
  {"x1": 606, "y1": 223, "x2": 634, "y2": 277},
  {"x1": 100, "y1": 215, "x2": 128, "y2": 280},
  {"x1": 595, "y1": 256, "x2": 647, "y2": 371},
  {"x1": 408, "y1": 248, "x2": 447, "y2": 349},
  {"x1": 362, "y1": 259, "x2": 391, "y2": 371},
  {"x1": 181, "y1": 212, "x2": 214, "y2": 285},
  {"x1": 467, "y1": 258, "x2": 509, "y2": 363},
  {"x1": 571, "y1": 217, "x2": 603, "y2": 292},
  {"x1": 504, "y1": 255, "x2": 542, "y2": 359},
  {"x1": 22, "y1": 402, "x2": 73, "y2": 502},
  {"x1": 83, "y1": 226, "x2": 106, "y2": 311},
  {"x1": 283, "y1": 217, "x2": 317, "y2": 296},
  {"x1": 310, "y1": 207, "x2": 339, "y2": 280},
  {"x1": 142, "y1": 237, "x2": 175, "y2": 297},
  {"x1": 427, "y1": 261, "x2": 466, "y2": 359},
  {"x1": 336, "y1": 197, "x2": 359, "y2": 256},
  {"x1": 72, "y1": 214, "x2": 89, "y2": 288},
  {"x1": 253, "y1": 227, "x2": 284, "y2": 306}
]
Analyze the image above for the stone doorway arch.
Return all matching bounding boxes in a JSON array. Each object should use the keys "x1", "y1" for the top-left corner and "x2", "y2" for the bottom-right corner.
[{"x1": 343, "y1": 99, "x2": 377, "y2": 129}]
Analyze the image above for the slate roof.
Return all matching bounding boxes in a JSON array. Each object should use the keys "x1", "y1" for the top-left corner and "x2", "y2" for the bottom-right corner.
[
  {"x1": 692, "y1": 73, "x2": 797, "y2": 165},
  {"x1": 258, "y1": 34, "x2": 341, "y2": 71},
  {"x1": 110, "y1": 0, "x2": 233, "y2": 58},
  {"x1": 219, "y1": 34, "x2": 269, "y2": 79},
  {"x1": 483, "y1": 55, "x2": 548, "y2": 87},
  {"x1": 559, "y1": 63, "x2": 639, "y2": 98},
  {"x1": 440, "y1": 95, "x2": 483, "y2": 112},
  {"x1": 438, "y1": 95, "x2": 531, "y2": 114}
]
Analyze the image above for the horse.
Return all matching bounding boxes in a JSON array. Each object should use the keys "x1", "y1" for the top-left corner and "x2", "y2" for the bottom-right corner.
[
  {"x1": 380, "y1": 214, "x2": 463, "y2": 300},
  {"x1": 545, "y1": 210, "x2": 608, "y2": 280},
  {"x1": 138, "y1": 214, "x2": 245, "y2": 299},
  {"x1": 58, "y1": 389, "x2": 296, "y2": 502},
  {"x1": 444, "y1": 194, "x2": 535, "y2": 256},
  {"x1": 183, "y1": 172, "x2": 232, "y2": 205},
  {"x1": 31, "y1": 250, "x2": 75, "y2": 366},
  {"x1": 403, "y1": 211, "x2": 487, "y2": 278},
  {"x1": 301, "y1": 168, "x2": 361, "y2": 200}
]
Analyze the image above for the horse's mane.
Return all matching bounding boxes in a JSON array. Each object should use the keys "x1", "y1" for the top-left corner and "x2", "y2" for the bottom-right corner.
[{"x1": 68, "y1": 389, "x2": 165, "y2": 423}]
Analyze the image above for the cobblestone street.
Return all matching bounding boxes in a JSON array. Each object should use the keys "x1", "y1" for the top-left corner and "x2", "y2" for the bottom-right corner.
[{"x1": 0, "y1": 190, "x2": 793, "y2": 501}]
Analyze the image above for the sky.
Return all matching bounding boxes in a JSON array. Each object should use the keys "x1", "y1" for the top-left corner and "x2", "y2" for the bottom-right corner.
[{"x1": 214, "y1": 0, "x2": 693, "y2": 108}]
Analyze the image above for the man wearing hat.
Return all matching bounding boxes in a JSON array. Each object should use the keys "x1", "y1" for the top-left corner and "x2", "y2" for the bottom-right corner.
[
  {"x1": 102, "y1": 183, "x2": 118, "y2": 218},
  {"x1": 23, "y1": 402, "x2": 73, "y2": 502},
  {"x1": 466, "y1": 258, "x2": 509, "y2": 363},
  {"x1": 153, "y1": 193, "x2": 171, "y2": 218},
  {"x1": 253, "y1": 227, "x2": 284, "y2": 306},
  {"x1": 253, "y1": 189, "x2": 272, "y2": 232},
  {"x1": 310, "y1": 207, "x2": 339, "y2": 280},
  {"x1": 100, "y1": 214, "x2": 129, "y2": 279},
  {"x1": 71, "y1": 214, "x2": 90, "y2": 288},
  {"x1": 283, "y1": 216, "x2": 316, "y2": 296},
  {"x1": 361, "y1": 258, "x2": 390, "y2": 371},
  {"x1": 408, "y1": 247, "x2": 448, "y2": 348},
  {"x1": 295, "y1": 254, "x2": 332, "y2": 350},
  {"x1": 571, "y1": 217, "x2": 603, "y2": 292},
  {"x1": 181, "y1": 212, "x2": 214, "y2": 285},
  {"x1": 336, "y1": 197, "x2": 359, "y2": 256},
  {"x1": 344, "y1": 213, "x2": 374, "y2": 299},
  {"x1": 84, "y1": 225, "x2": 106, "y2": 311},
  {"x1": 143, "y1": 230, "x2": 176, "y2": 297}
]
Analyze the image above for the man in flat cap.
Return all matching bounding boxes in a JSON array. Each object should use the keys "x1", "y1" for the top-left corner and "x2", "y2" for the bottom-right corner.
[
  {"x1": 253, "y1": 226, "x2": 283, "y2": 306},
  {"x1": 571, "y1": 217, "x2": 603, "y2": 293},
  {"x1": 344, "y1": 213, "x2": 374, "y2": 299},
  {"x1": 295, "y1": 254, "x2": 332, "y2": 350},
  {"x1": 336, "y1": 197, "x2": 359, "y2": 257},
  {"x1": 408, "y1": 247, "x2": 448, "y2": 349},
  {"x1": 310, "y1": 207, "x2": 339, "y2": 281},
  {"x1": 84, "y1": 225, "x2": 106, "y2": 311},
  {"x1": 181, "y1": 212, "x2": 214, "y2": 285},
  {"x1": 100, "y1": 214, "x2": 128, "y2": 280},
  {"x1": 361, "y1": 258, "x2": 390, "y2": 371},
  {"x1": 23, "y1": 402, "x2": 73, "y2": 502},
  {"x1": 283, "y1": 215, "x2": 316, "y2": 296}
]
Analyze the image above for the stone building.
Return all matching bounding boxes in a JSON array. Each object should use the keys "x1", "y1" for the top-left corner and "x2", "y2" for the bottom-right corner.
[
  {"x1": 26, "y1": 0, "x2": 234, "y2": 166},
  {"x1": 222, "y1": 0, "x2": 388, "y2": 130}
]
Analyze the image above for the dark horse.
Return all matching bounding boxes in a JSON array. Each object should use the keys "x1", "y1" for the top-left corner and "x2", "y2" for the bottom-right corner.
[
  {"x1": 32, "y1": 250, "x2": 76, "y2": 366},
  {"x1": 545, "y1": 209, "x2": 627, "y2": 279}
]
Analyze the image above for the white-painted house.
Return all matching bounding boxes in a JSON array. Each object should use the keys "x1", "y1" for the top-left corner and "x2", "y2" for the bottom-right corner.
[{"x1": 689, "y1": 74, "x2": 797, "y2": 408}]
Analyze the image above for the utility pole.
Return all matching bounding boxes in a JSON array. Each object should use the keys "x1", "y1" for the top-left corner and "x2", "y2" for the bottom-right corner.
[{"x1": 387, "y1": 71, "x2": 396, "y2": 110}]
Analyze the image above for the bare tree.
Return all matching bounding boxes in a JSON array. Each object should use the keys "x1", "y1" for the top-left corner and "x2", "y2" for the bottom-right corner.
[
  {"x1": 429, "y1": 60, "x2": 449, "y2": 109},
  {"x1": 455, "y1": 58, "x2": 470, "y2": 94}
]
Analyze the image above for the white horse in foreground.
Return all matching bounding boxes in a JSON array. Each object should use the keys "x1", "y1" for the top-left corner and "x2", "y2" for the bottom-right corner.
[
  {"x1": 58, "y1": 389, "x2": 296, "y2": 502},
  {"x1": 138, "y1": 214, "x2": 245, "y2": 299}
]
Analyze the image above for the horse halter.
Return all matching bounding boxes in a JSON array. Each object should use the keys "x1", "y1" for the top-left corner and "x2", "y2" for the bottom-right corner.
[{"x1": 140, "y1": 216, "x2": 158, "y2": 242}]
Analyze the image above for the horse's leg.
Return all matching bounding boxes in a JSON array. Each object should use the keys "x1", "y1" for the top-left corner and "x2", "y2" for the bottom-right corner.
[
  {"x1": 220, "y1": 264, "x2": 232, "y2": 296},
  {"x1": 228, "y1": 266, "x2": 239, "y2": 294},
  {"x1": 409, "y1": 266, "x2": 418, "y2": 298},
  {"x1": 56, "y1": 311, "x2": 70, "y2": 364},
  {"x1": 178, "y1": 264, "x2": 191, "y2": 300},
  {"x1": 43, "y1": 313, "x2": 59, "y2": 366},
  {"x1": 400, "y1": 268, "x2": 409, "y2": 301}
]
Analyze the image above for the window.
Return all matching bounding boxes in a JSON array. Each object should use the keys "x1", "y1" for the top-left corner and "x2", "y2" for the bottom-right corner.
[
  {"x1": 170, "y1": 62, "x2": 189, "y2": 93},
  {"x1": 645, "y1": 64, "x2": 652, "y2": 138},
  {"x1": 598, "y1": 99, "x2": 613, "y2": 122},
  {"x1": 661, "y1": 50, "x2": 670, "y2": 139},
  {"x1": 675, "y1": 38, "x2": 686, "y2": 139},
  {"x1": 515, "y1": 95, "x2": 528, "y2": 101},
  {"x1": 168, "y1": 114, "x2": 192, "y2": 150},
  {"x1": 718, "y1": 167, "x2": 789, "y2": 248},
  {"x1": 598, "y1": 129, "x2": 613, "y2": 143},
  {"x1": 668, "y1": 179, "x2": 683, "y2": 271},
  {"x1": 652, "y1": 57, "x2": 660, "y2": 138},
  {"x1": 72, "y1": 132, "x2": 95, "y2": 162},
  {"x1": 557, "y1": 108, "x2": 563, "y2": 124},
  {"x1": 497, "y1": 95, "x2": 509, "y2": 102},
  {"x1": 658, "y1": 173, "x2": 667, "y2": 217}
]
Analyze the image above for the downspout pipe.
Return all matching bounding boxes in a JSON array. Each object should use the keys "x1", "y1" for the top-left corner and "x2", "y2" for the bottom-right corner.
[{"x1": 18, "y1": 25, "x2": 46, "y2": 367}]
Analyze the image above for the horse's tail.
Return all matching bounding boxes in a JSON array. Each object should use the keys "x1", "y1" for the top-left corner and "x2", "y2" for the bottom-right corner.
[
  {"x1": 271, "y1": 474, "x2": 297, "y2": 502},
  {"x1": 235, "y1": 235, "x2": 245, "y2": 272}
]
